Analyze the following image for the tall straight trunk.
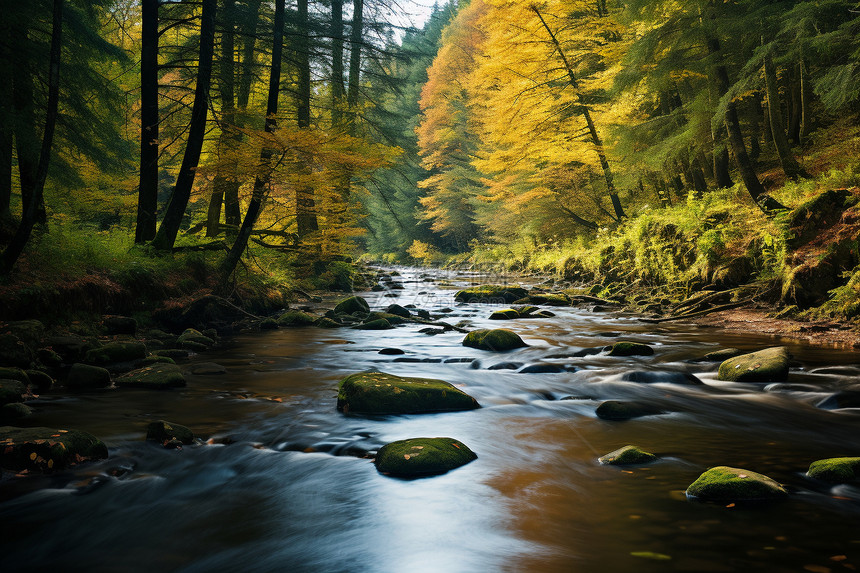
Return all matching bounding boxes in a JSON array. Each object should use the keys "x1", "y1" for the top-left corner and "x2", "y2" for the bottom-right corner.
[
  {"x1": 533, "y1": 7, "x2": 625, "y2": 220},
  {"x1": 799, "y1": 56, "x2": 808, "y2": 142},
  {"x1": 346, "y1": 0, "x2": 363, "y2": 130},
  {"x1": 152, "y1": 0, "x2": 217, "y2": 251},
  {"x1": 223, "y1": 0, "x2": 262, "y2": 228},
  {"x1": 712, "y1": 128, "x2": 733, "y2": 188},
  {"x1": 0, "y1": 55, "x2": 11, "y2": 230},
  {"x1": 1, "y1": 0, "x2": 62, "y2": 273},
  {"x1": 788, "y1": 64, "x2": 802, "y2": 143},
  {"x1": 706, "y1": 34, "x2": 768, "y2": 206},
  {"x1": 207, "y1": 0, "x2": 236, "y2": 237},
  {"x1": 136, "y1": 0, "x2": 159, "y2": 243},
  {"x1": 748, "y1": 91, "x2": 763, "y2": 162},
  {"x1": 690, "y1": 156, "x2": 707, "y2": 197},
  {"x1": 698, "y1": 150, "x2": 714, "y2": 183},
  {"x1": 220, "y1": 0, "x2": 285, "y2": 278},
  {"x1": 295, "y1": 0, "x2": 318, "y2": 238},
  {"x1": 763, "y1": 51, "x2": 808, "y2": 180},
  {"x1": 331, "y1": 0, "x2": 345, "y2": 128}
]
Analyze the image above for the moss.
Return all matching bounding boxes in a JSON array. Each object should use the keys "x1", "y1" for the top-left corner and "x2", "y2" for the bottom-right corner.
[
  {"x1": 462, "y1": 329, "x2": 528, "y2": 351},
  {"x1": 177, "y1": 329, "x2": 215, "y2": 349},
  {"x1": 375, "y1": 437, "x2": 477, "y2": 477},
  {"x1": 489, "y1": 309, "x2": 521, "y2": 320},
  {"x1": 0, "y1": 380, "x2": 26, "y2": 406},
  {"x1": 0, "y1": 402, "x2": 32, "y2": 421},
  {"x1": 115, "y1": 364, "x2": 186, "y2": 389},
  {"x1": 146, "y1": 420, "x2": 194, "y2": 445},
  {"x1": 686, "y1": 466, "x2": 788, "y2": 502},
  {"x1": 353, "y1": 319, "x2": 393, "y2": 330},
  {"x1": 807, "y1": 457, "x2": 860, "y2": 484},
  {"x1": 65, "y1": 363, "x2": 112, "y2": 389},
  {"x1": 84, "y1": 341, "x2": 147, "y2": 365},
  {"x1": 701, "y1": 348, "x2": 744, "y2": 362},
  {"x1": 0, "y1": 426, "x2": 109, "y2": 472},
  {"x1": 277, "y1": 310, "x2": 318, "y2": 327},
  {"x1": 366, "y1": 312, "x2": 407, "y2": 325},
  {"x1": 595, "y1": 400, "x2": 664, "y2": 420},
  {"x1": 153, "y1": 348, "x2": 189, "y2": 360},
  {"x1": 333, "y1": 295, "x2": 370, "y2": 315},
  {"x1": 599, "y1": 445, "x2": 658, "y2": 465},
  {"x1": 0, "y1": 367, "x2": 30, "y2": 385},
  {"x1": 136, "y1": 356, "x2": 176, "y2": 367},
  {"x1": 337, "y1": 372, "x2": 480, "y2": 414},
  {"x1": 454, "y1": 285, "x2": 529, "y2": 304},
  {"x1": 315, "y1": 317, "x2": 343, "y2": 328},
  {"x1": 607, "y1": 341, "x2": 654, "y2": 357},
  {"x1": 260, "y1": 318, "x2": 278, "y2": 330},
  {"x1": 717, "y1": 346, "x2": 789, "y2": 382}
]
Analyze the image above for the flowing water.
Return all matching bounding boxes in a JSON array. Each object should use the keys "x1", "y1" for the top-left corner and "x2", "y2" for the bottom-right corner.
[{"x1": 2, "y1": 267, "x2": 860, "y2": 572}]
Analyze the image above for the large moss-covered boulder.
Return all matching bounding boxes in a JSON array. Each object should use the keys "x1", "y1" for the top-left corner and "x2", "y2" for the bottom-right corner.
[
  {"x1": 0, "y1": 367, "x2": 30, "y2": 385},
  {"x1": 277, "y1": 310, "x2": 318, "y2": 327},
  {"x1": 454, "y1": 285, "x2": 529, "y2": 304},
  {"x1": 489, "y1": 309, "x2": 521, "y2": 320},
  {"x1": 595, "y1": 400, "x2": 664, "y2": 421},
  {"x1": 807, "y1": 457, "x2": 860, "y2": 484},
  {"x1": 65, "y1": 363, "x2": 112, "y2": 389},
  {"x1": 385, "y1": 304, "x2": 412, "y2": 318},
  {"x1": 146, "y1": 420, "x2": 195, "y2": 446},
  {"x1": 462, "y1": 329, "x2": 528, "y2": 351},
  {"x1": 599, "y1": 445, "x2": 658, "y2": 465},
  {"x1": 84, "y1": 341, "x2": 147, "y2": 365},
  {"x1": 334, "y1": 295, "x2": 370, "y2": 315},
  {"x1": 0, "y1": 334, "x2": 34, "y2": 368},
  {"x1": 0, "y1": 426, "x2": 108, "y2": 472},
  {"x1": 44, "y1": 334, "x2": 95, "y2": 363},
  {"x1": 25, "y1": 369, "x2": 54, "y2": 392},
  {"x1": 686, "y1": 466, "x2": 788, "y2": 502},
  {"x1": 0, "y1": 402, "x2": 32, "y2": 422},
  {"x1": 177, "y1": 329, "x2": 215, "y2": 350},
  {"x1": 374, "y1": 437, "x2": 477, "y2": 477},
  {"x1": 337, "y1": 372, "x2": 479, "y2": 414},
  {"x1": 717, "y1": 346, "x2": 789, "y2": 382},
  {"x1": 607, "y1": 341, "x2": 654, "y2": 357},
  {"x1": 1, "y1": 320, "x2": 45, "y2": 347},
  {"x1": 0, "y1": 379, "x2": 26, "y2": 406},
  {"x1": 115, "y1": 364, "x2": 186, "y2": 389}
]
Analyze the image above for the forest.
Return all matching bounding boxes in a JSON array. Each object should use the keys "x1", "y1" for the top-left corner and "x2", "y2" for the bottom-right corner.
[{"x1": 0, "y1": 0, "x2": 859, "y2": 322}]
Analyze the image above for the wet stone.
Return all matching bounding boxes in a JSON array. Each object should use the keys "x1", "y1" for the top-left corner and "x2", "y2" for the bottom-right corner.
[
  {"x1": 599, "y1": 445, "x2": 658, "y2": 465},
  {"x1": 0, "y1": 426, "x2": 109, "y2": 472},
  {"x1": 462, "y1": 329, "x2": 528, "y2": 351},
  {"x1": 146, "y1": 420, "x2": 195, "y2": 446},
  {"x1": 378, "y1": 348, "x2": 405, "y2": 355},
  {"x1": 187, "y1": 362, "x2": 227, "y2": 375},
  {"x1": 374, "y1": 437, "x2": 477, "y2": 477},
  {"x1": 519, "y1": 364, "x2": 567, "y2": 374},
  {"x1": 806, "y1": 457, "x2": 860, "y2": 484},
  {"x1": 596, "y1": 400, "x2": 664, "y2": 421},
  {"x1": 115, "y1": 364, "x2": 186, "y2": 389},
  {"x1": 488, "y1": 362, "x2": 522, "y2": 370},
  {"x1": 622, "y1": 371, "x2": 704, "y2": 385},
  {"x1": 65, "y1": 363, "x2": 112, "y2": 389},
  {"x1": 717, "y1": 347, "x2": 789, "y2": 382},
  {"x1": 686, "y1": 466, "x2": 787, "y2": 503},
  {"x1": 337, "y1": 372, "x2": 479, "y2": 415},
  {"x1": 606, "y1": 341, "x2": 655, "y2": 357}
]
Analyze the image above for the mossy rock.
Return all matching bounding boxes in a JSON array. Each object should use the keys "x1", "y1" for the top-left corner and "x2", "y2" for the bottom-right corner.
[
  {"x1": 153, "y1": 348, "x2": 189, "y2": 360},
  {"x1": 489, "y1": 309, "x2": 520, "y2": 320},
  {"x1": 337, "y1": 372, "x2": 480, "y2": 415},
  {"x1": 277, "y1": 310, "x2": 318, "y2": 327},
  {"x1": 686, "y1": 466, "x2": 788, "y2": 502},
  {"x1": 25, "y1": 369, "x2": 54, "y2": 392},
  {"x1": 333, "y1": 295, "x2": 370, "y2": 315},
  {"x1": 353, "y1": 319, "x2": 394, "y2": 330},
  {"x1": 0, "y1": 402, "x2": 32, "y2": 422},
  {"x1": 37, "y1": 348, "x2": 63, "y2": 368},
  {"x1": 0, "y1": 380, "x2": 26, "y2": 406},
  {"x1": 43, "y1": 334, "x2": 95, "y2": 363},
  {"x1": 315, "y1": 317, "x2": 343, "y2": 329},
  {"x1": 115, "y1": 364, "x2": 186, "y2": 389},
  {"x1": 717, "y1": 346, "x2": 789, "y2": 382},
  {"x1": 178, "y1": 329, "x2": 215, "y2": 349},
  {"x1": 65, "y1": 363, "x2": 112, "y2": 389},
  {"x1": 701, "y1": 348, "x2": 744, "y2": 362},
  {"x1": 1, "y1": 319, "x2": 45, "y2": 346},
  {"x1": 596, "y1": 400, "x2": 664, "y2": 421},
  {"x1": 260, "y1": 317, "x2": 279, "y2": 330},
  {"x1": 807, "y1": 457, "x2": 860, "y2": 484},
  {"x1": 599, "y1": 445, "x2": 658, "y2": 465},
  {"x1": 0, "y1": 426, "x2": 109, "y2": 472},
  {"x1": 146, "y1": 420, "x2": 194, "y2": 445},
  {"x1": 514, "y1": 294, "x2": 570, "y2": 306},
  {"x1": 607, "y1": 341, "x2": 654, "y2": 357},
  {"x1": 462, "y1": 329, "x2": 528, "y2": 351},
  {"x1": 385, "y1": 304, "x2": 412, "y2": 318},
  {"x1": 84, "y1": 341, "x2": 147, "y2": 365},
  {"x1": 0, "y1": 367, "x2": 30, "y2": 385},
  {"x1": 375, "y1": 437, "x2": 477, "y2": 477},
  {"x1": 0, "y1": 334, "x2": 35, "y2": 368},
  {"x1": 454, "y1": 285, "x2": 529, "y2": 304},
  {"x1": 102, "y1": 315, "x2": 138, "y2": 335},
  {"x1": 366, "y1": 312, "x2": 407, "y2": 325},
  {"x1": 136, "y1": 356, "x2": 176, "y2": 367}
]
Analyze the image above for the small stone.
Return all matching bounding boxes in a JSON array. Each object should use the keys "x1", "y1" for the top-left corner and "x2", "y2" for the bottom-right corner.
[
  {"x1": 65, "y1": 363, "x2": 112, "y2": 389},
  {"x1": 146, "y1": 420, "x2": 195, "y2": 445},
  {"x1": 333, "y1": 296, "x2": 370, "y2": 315},
  {"x1": 177, "y1": 329, "x2": 215, "y2": 350},
  {"x1": 462, "y1": 329, "x2": 528, "y2": 351},
  {"x1": 717, "y1": 347, "x2": 789, "y2": 382},
  {"x1": 806, "y1": 457, "x2": 860, "y2": 484},
  {"x1": 599, "y1": 445, "x2": 658, "y2": 465},
  {"x1": 84, "y1": 341, "x2": 147, "y2": 365},
  {"x1": 686, "y1": 466, "x2": 788, "y2": 502},
  {"x1": 595, "y1": 400, "x2": 664, "y2": 421},
  {"x1": 607, "y1": 341, "x2": 654, "y2": 357},
  {"x1": 115, "y1": 364, "x2": 186, "y2": 389},
  {"x1": 374, "y1": 437, "x2": 477, "y2": 477},
  {"x1": 385, "y1": 304, "x2": 412, "y2": 318},
  {"x1": 352, "y1": 319, "x2": 393, "y2": 330},
  {"x1": 489, "y1": 309, "x2": 520, "y2": 320},
  {"x1": 378, "y1": 348, "x2": 405, "y2": 355}
]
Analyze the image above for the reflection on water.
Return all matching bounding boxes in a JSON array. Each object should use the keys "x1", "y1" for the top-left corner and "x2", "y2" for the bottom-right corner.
[{"x1": 2, "y1": 268, "x2": 860, "y2": 572}]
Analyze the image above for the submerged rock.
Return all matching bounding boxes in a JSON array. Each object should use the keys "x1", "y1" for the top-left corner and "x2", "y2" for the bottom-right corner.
[
  {"x1": 622, "y1": 371, "x2": 703, "y2": 385},
  {"x1": 599, "y1": 445, "x2": 658, "y2": 465},
  {"x1": 187, "y1": 362, "x2": 226, "y2": 375},
  {"x1": 462, "y1": 329, "x2": 528, "y2": 351},
  {"x1": 334, "y1": 295, "x2": 370, "y2": 316},
  {"x1": 65, "y1": 363, "x2": 112, "y2": 389},
  {"x1": 0, "y1": 426, "x2": 108, "y2": 472},
  {"x1": 146, "y1": 420, "x2": 195, "y2": 446},
  {"x1": 595, "y1": 400, "x2": 664, "y2": 421},
  {"x1": 374, "y1": 437, "x2": 477, "y2": 477},
  {"x1": 337, "y1": 372, "x2": 479, "y2": 415},
  {"x1": 352, "y1": 319, "x2": 393, "y2": 330},
  {"x1": 717, "y1": 346, "x2": 789, "y2": 382},
  {"x1": 607, "y1": 341, "x2": 654, "y2": 357},
  {"x1": 487, "y1": 362, "x2": 522, "y2": 370},
  {"x1": 454, "y1": 285, "x2": 528, "y2": 304},
  {"x1": 519, "y1": 364, "x2": 567, "y2": 374},
  {"x1": 807, "y1": 457, "x2": 860, "y2": 484},
  {"x1": 84, "y1": 341, "x2": 147, "y2": 365},
  {"x1": 816, "y1": 390, "x2": 860, "y2": 410},
  {"x1": 686, "y1": 466, "x2": 788, "y2": 502},
  {"x1": 115, "y1": 364, "x2": 186, "y2": 389}
]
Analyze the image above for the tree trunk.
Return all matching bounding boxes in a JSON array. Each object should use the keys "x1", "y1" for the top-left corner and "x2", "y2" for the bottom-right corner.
[
  {"x1": 347, "y1": 0, "x2": 363, "y2": 129},
  {"x1": 295, "y1": 0, "x2": 318, "y2": 238},
  {"x1": 532, "y1": 6, "x2": 625, "y2": 220},
  {"x1": 1, "y1": 0, "x2": 62, "y2": 273},
  {"x1": 763, "y1": 51, "x2": 808, "y2": 180},
  {"x1": 206, "y1": 0, "x2": 236, "y2": 237},
  {"x1": 712, "y1": 128, "x2": 733, "y2": 188},
  {"x1": 152, "y1": 0, "x2": 217, "y2": 251},
  {"x1": 698, "y1": 150, "x2": 714, "y2": 183},
  {"x1": 220, "y1": 0, "x2": 285, "y2": 278},
  {"x1": 136, "y1": 0, "x2": 159, "y2": 243},
  {"x1": 706, "y1": 34, "x2": 769, "y2": 206},
  {"x1": 331, "y1": 0, "x2": 345, "y2": 129},
  {"x1": 799, "y1": 56, "x2": 808, "y2": 142},
  {"x1": 690, "y1": 155, "x2": 707, "y2": 197},
  {"x1": 788, "y1": 63, "x2": 802, "y2": 144},
  {"x1": 0, "y1": 33, "x2": 12, "y2": 233},
  {"x1": 748, "y1": 91, "x2": 763, "y2": 162}
]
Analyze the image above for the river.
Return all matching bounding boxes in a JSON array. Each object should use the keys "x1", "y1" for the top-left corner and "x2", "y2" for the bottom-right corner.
[{"x1": 2, "y1": 267, "x2": 859, "y2": 572}]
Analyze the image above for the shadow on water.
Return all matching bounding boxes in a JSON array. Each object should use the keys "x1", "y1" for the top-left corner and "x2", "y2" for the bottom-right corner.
[{"x1": 2, "y1": 267, "x2": 860, "y2": 572}]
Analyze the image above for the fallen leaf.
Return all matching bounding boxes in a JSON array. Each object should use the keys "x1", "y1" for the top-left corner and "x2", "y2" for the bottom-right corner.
[
  {"x1": 829, "y1": 556, "x2": 847, "y2": 562},
  {"x1": 403, "y1": 454, "x2": 412, "y2": 460},
  {"x1": 29, "y1": 452, "x2": 37, "y2": 461},
  {"x1": 451, "y1": 443, "x2": 460, "y2": 449},
  {"x1": 726, "y1": 503, "x2": 736, "y2": 508},
  {"x1": 803, "y1": 565, "x2": 832, "y2": 573},
  {"x1": 738, "y1": 474, "x2": 748, "y2": 479},
  {"x1": 47, "y1": 459, "x2": 54, "y2": 469},
  {"x1": 630, "y1": 551, "x2": 672, "y2": 561}
]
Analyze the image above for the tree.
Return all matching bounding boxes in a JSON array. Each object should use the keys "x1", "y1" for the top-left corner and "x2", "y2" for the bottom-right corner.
[
  {"x1": 294, "y1": 0, "x2": 319, "y2": 238},
  {"x1": 151, "y1": 0, "x2": 217, "y2": 251},
  {"x1": 136, "y1": 0, "x2": 159, "y2": 243}
]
